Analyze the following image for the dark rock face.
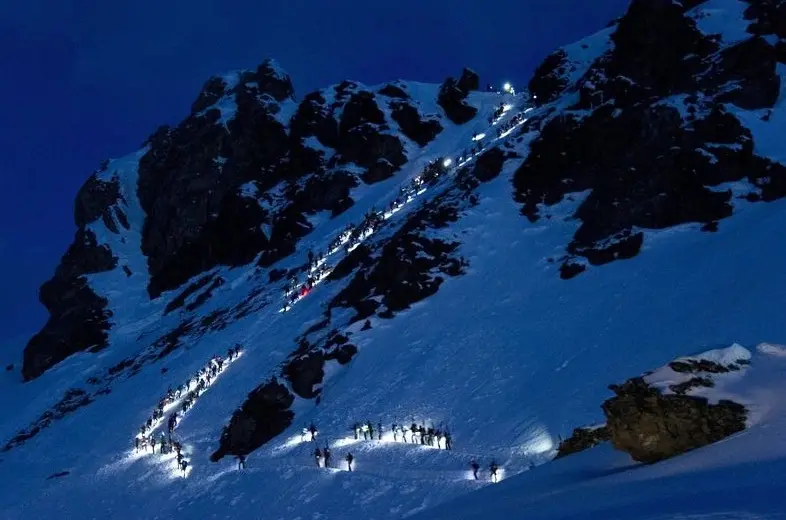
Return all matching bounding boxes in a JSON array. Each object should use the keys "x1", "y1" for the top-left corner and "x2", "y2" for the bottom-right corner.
[
  {"x1": 284, "y1": 341, "x2": 358, "y2": 399},
  {"x1": 75, "y1": 173, "x2": 126, "y2": 233},
  {"x1": 457, "y1": 67, "x2": 480, "y2": 93},
  {"x1": 336, "y1": 92, "x2": 407, "y2": 184},
  {"x1": 378, "y1": 84, "x2": 409, "y2": 99},
  {"x1": 390, "y1": 101, "x2": 443, "y2": 147},
  {"x1": 602, "y1": 377, "x2": 747, "y2": 463},
  {"x1": 23, "y1": 229, "x2": 116, "y2": 381},
  {"x1": 555, "y1": 425, "x2": 611, "y2": 458},
  {"x1": 138, "y1": 64, "x2": 294, "y2": 297},
  {"x1": 514, "y1": 0, "x2": 785, "y2": 276},
  {"x1": 468, "y1": 147, "x2": 506, "y2": 183},
  {"x1": 528, "y1": 50, "x2": 570, "y2": 103},
  {"x1": 438, "y1": 70, "x2": 479, "y2": 125},
  {"x1": 211, "y1": 378, "x2": 294, "y2": 461},
  {"x1": 743, "y1": 0, "x2": 786, "y2": 39}
]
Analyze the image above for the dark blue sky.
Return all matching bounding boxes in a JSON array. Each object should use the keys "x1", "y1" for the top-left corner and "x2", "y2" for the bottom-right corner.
[{"x1": 0, "y1": 0, "x2": 629, "y2": 352}]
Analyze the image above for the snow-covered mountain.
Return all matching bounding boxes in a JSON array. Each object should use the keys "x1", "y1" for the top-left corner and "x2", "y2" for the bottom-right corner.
[{"x1": 3, "y1": 0, "x2": 786, "y2": 518}]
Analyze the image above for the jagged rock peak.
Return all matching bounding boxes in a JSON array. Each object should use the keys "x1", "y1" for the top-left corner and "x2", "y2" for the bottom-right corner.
[{"x1": 191, "y1": 58, "x2": 295, "y2": 113}]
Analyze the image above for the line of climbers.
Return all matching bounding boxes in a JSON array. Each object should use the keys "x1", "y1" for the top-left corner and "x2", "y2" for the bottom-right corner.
[
  {"x1": 280, "y1": 156, "x2": 455, "y2": 313},
  {"x1": 133, "y1": 344, "x2": 243, "y2": 476},
  {"x1": 351, "y1": 421, "x2": 454, "y2": 450},
  {"x1": 280, "y1": 98, "x2": 534, "y2": 314}
]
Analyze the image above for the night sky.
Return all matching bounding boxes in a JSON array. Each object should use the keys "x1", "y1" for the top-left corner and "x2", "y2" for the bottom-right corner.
[{"x1": 0, "y1": 0, "x2": 630, "y2": 353}]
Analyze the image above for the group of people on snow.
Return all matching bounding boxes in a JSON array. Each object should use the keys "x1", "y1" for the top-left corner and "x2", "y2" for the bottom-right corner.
[
  {"x1": 494, "y1": 111, "x2": 527, "y2": 138},
  {"x1": 470, "y1": 459, "x2": 500, "y2": 482},
  {"x1": 350, "y1": 421, "x2": 453, "y2": 450},
  {"x1": 134, "y1": 344, "x2": 243, "y2": 476}
]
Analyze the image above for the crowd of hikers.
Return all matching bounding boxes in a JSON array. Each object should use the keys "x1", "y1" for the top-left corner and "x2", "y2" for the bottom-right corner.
[
  {"x1": 350, "y1": 421, "x2": 454, "y2": 450},
  {"x1": 295, "y1": 421, "x2": 501, "y2": 480},
  {"x1": 133, "y1": 344, "x2": 243, "y2": 475}
]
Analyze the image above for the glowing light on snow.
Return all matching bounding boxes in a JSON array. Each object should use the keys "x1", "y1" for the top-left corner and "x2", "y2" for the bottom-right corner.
[
  {"x1": 503, "y1": 104, "x2": 513, "y2": 112},
  {"x1": 332, "y1": 437, "x2": 361, "y2": 448},
  {"x1": 472, "y1": 133, "x2": 486, "y2": 141},
  {"x1": 442, "y1": 158, "x2": 452, "y2": 168},
  {"x1": 503, "y1": 82, "x2": 512, "y2": 92}
]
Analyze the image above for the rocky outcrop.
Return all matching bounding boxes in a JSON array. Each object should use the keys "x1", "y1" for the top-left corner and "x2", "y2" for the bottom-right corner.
[
  {"x1": 390, "y1": 101, "x2": 443, "y2": 147},
  {"x1": 602, "y1": 377, "x2": 746, "y2": 463},
  {"x1": 23, "y1": 227, "x2": 116, "y2": 381},
  {"x1": 438, "y1": 68, "x2": 479, "y2": 125},
  {"x1": 139, "y1": 61, "x2": 293, "y2": 297},
  {"x1": 514, "y1": 0, "x2": 785, "y2": 277},
  {"x1": 211, "y1": 378, "x2": 294, "y2": 461},
  {"x1": 528, "y1": 50, "x2": 570, "y2": 103},
  {"x1": 284, "y1": 335, "x2": 358, "y2": 399},
  {"x1": 555, "y1": 425, "x2": 610, "y2": 458},
  {"x1": 336, "y1": 91, "x2": 407, "y2": 184}
]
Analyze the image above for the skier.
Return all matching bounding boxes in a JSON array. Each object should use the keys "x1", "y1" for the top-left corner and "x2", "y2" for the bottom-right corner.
[
  {"x1": 471, "y1": 460, "x2": 480, "y2": 480},
  {"x1": 323, "y1": 446, "x2": 332, "y2": 468},
  {"x1": 134, "y1": 436, "x2": 141, "y2": 452},
  {"x1": 160, "y1": 434, "x2": 168, "y2": 454},
  {"x1": 150, "y1": 436, "x2": 157, "y2": 454},
  {"x1": 377, "y1": 422, "x2": 383, "y2": 441},
  {"x1": 180, "y1": 459, "x2": 189, "y2": 476},
  {"x1": 445, "y1": 431, "x2": 453, "y2": 451},
  {"x1": 352, "y1": 423, "x2": 359, "y2": 440},
  {"x1": 489, "y1": 461, "x2": 499, "y2": 483},
  {"x1": 361, "y1": 423, "x2": 369, "y2": 441},
  {"x1": 392, "y1": 423, "x2": 398, "y2": 442},
  {"x1": 237, "y1": 454, "x2": 246, "y2": 470},
  {"x1": 367, "y1": 421, "x2": 375, "y2": 441},
  {"x1": 345, "y1": 453, "x2": 354, "y2": 472},
  {"x1": 314, "y1": 447, "x2": 323, "y2": 468},
  {"x1": 309, "y1": 423, "x2": 318, "y2": 441}
]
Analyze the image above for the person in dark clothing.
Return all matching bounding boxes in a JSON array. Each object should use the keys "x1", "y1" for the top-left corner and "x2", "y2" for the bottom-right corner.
[
  {"x1": 367, "y1": 421, "x2": 375, "y2": 440},
  {"x1": 471, "y1": 460, "x2": 480, "y2": 480},
  {"x1": 180, "y1": 459, "x2": 189, "y2": 476},
  {"x1": 309, "y1": 423, "x2": 318, "y2": 441},
  {"x1": 377, "y1": 422, "x2": 383, "y2": 441},
  {"x1": 392, "y1": 424, "x2": 398, "y2": 442},
  {"x1": 489, "y1": 461, "x2": 499, "y2": 483},
  {"x1": 135, "y1": 437, "x2": 141, "y2": 452},
  {"x1": 345, "y1": 453, "x2": 354, "y2": 472},
  {"x1": 150, "y1": 436, "x2": 157, "y2": 454},
  {"x1": 323, "y1": 446, "x2": 332, "y2": 468},
  {"x1": 314, "y1": 448, "x2": 323, "y2": 468},
  {"x1": 237, "y1": 455, "x2": 246, "y2": 470},
  {"x1": 352, "y1": 423, "x2": 359, "y2": 440},
  {"x1": 445, "y1": 431, "x2": 452, "y2": 451},
  {"x1": 427, "y1": 427, "x2": 435, "y2": 447}
]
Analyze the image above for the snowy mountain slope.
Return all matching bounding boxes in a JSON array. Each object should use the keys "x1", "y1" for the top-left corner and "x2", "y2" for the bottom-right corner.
[
  {"x1": 419, "y1": 343, "x2": 786, "y2": 520},
  {"x1": 4, "y1": 0, "x2": 786, "y2": 518}
]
